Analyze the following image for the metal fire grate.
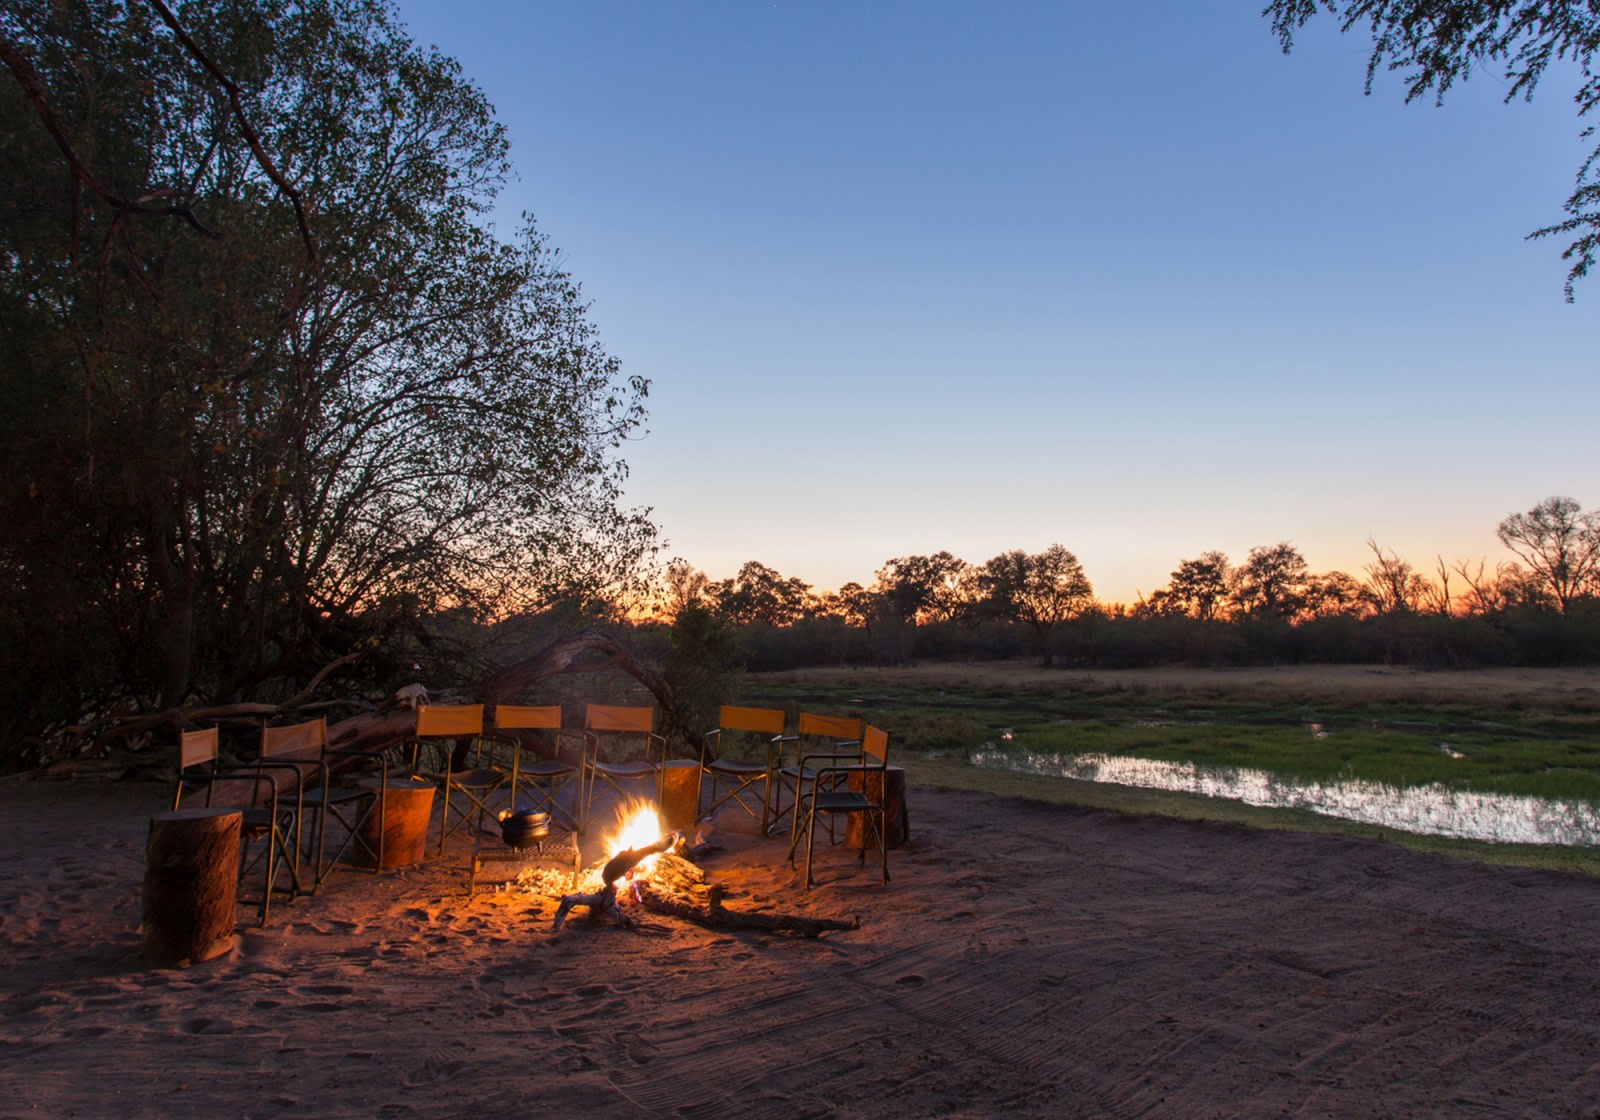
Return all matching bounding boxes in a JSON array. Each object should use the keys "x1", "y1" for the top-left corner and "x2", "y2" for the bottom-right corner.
[{"x1": 469, "y1": 826, "x2": 581, "y2": 894}]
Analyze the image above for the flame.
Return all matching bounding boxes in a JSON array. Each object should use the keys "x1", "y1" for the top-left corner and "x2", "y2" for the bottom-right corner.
[{"x1": 605, "y1": 801, "x2": 666, "y2": 876}]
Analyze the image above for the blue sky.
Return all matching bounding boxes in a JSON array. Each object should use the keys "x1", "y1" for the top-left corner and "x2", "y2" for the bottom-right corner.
[{"x1": 394, "y1": 1, "x2": 1595, "y2": 604}]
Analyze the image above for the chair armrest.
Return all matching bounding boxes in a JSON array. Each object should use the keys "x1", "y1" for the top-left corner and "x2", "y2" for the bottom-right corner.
[
  {"x1": 250, "y1": 758, "x2": 318, "y2": 808},
  {"x1": 208, "y1": 762, "x2": 291, "y2": 812},
  {"x1": 795, "y1": 751, "x2": 864, "y2": 770},
  {"x1": 810, "y1": 764, "x2": 880, "y2": 781},
  {"x1": 326, "y1": 745, "x2": 399, "y2": 785},
  {"x1": 701, "y1": 728, "x2": 722, "y2": 767}
]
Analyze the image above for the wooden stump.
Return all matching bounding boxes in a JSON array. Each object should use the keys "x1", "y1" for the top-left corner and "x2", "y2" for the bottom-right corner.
[
  {"x1": 845, "y1": 766, "x2": 909, "y2": 850},
  {"x1": 352, "y1": 779, "x2": 434, "y2": 869},
  {"x1": 142, "y1": 809, "x2": 240, "y2": 968},
  {"x1": 658, "y1": 760, "x2": 702, "y2": 832}
]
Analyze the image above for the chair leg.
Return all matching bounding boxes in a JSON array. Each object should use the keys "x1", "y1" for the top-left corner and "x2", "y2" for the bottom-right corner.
[
  {"x1": 803, "y1": 803, "x2": 822, "y2": 890},
  {"x1": 435, "y1": 756, "x2": 453, "y2": 856},
  {"x1": 881, "y1": 811, "x2": 891, "y2": 884},
  {"x1": 787, "y1": 788, "x2": 807, "y2": 866}
]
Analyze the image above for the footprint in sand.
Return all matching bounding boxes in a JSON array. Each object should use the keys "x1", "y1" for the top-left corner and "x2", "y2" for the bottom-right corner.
[
  {"x1": 403, "y1": 1050, "x2": 470, "y2": 1086},
  {"x1": 179, "y1": 1018, "x2": 238, "y2": 1035},
  {"x1": 292, "y1": 983, "x2": 356, "y2": 997}
]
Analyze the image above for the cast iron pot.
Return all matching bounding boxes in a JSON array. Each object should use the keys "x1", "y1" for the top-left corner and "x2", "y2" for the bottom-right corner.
[{"x1": 497, "y1": 809, "x2": 551, "y2": 850}]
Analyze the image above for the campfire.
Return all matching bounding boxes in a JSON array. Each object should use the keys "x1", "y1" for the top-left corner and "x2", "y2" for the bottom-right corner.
[
  {"x1": 602, "y1": 802, "x2": 675, "y2": 880},
  {"x1": 518, "y1": 800, "x2": 859, "y2": 939},
  {"x1": 550, "y1": 802, "x2": 682, "y2": 931}
]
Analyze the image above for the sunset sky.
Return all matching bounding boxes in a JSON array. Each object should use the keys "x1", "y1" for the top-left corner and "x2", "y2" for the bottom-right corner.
[{"x1": 394, "y1": 1, "x2": 1595, "y2": 605}]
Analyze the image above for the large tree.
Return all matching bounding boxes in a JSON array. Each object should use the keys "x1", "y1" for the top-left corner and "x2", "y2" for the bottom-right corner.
[
  {"x1": 873, "y1": 551, "x2": 971, "y2": 625},
  {"x1": 1163, "y1": 551, "x2": 1233, "y2": 621},
  {"x1": 1361, "y1": 539, "x2": 1434, "y2": 615},
  {"x1": 1231, "y1": 542, "x2": 1309, "y2": 620},
  {"x1": 1265, "y1": 0, "x2": 1600, "y2": 297},
  {"x1": 976, "y1": 545, "x2": 1095, "y2": 666},
  {"x1": 708, "y1": 561, "x2": 813, "y2": 627},
  {"x1": 1496, "y1": 496, "x2": 1600, "y2": 612},
  {"x1": 0, "y1": 0, "x2": 654, "y2": 741}
]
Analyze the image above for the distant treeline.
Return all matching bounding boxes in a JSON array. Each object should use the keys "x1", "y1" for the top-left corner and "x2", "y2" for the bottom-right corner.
[
  {"x1": 633, "y1": 603, "x2": 1600, "y2": 676},
  {"x1": 643, "y1": 496, "x2": 1600, "y2": 672}
]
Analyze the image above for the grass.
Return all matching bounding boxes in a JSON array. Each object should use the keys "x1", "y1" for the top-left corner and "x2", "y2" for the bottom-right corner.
[{"x1": 735, "y1": 661, "x2": 1600, "y2": 876}]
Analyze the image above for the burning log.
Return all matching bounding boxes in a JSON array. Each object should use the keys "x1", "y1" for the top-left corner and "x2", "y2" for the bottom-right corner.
[
  {"x1": 546, "y1": 805, "x2": 859, "y2": 939},
  {"x1": 551, "y1": 831, "x2": 682, "y2": 932},
  {"x1": 547, "y1": 841, "x2": 859, "y2": 939}
]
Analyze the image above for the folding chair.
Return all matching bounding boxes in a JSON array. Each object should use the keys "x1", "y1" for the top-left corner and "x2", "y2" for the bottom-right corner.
[
  {"x1": 699, "y1": 705, "x2": 787, "y2": 833},
  {"x1": 259, "y1": 717, "x2": 370, "y2": 888},
  {"x1": 174, "y1": 726, "x2": 303, "y2": 925},
  {"x1": 581, "y1": 705, "x2": 665, "y2": 831},
  {"x1": 255, "y1": 718, "x2": 326, "y2": 888},
  {"x1": 792, "y1": 724, "x2": 893, "y2": 890},
  {"x1": 173, "y1": 727, "x2": 222, "y2": 810},
  {"x1": 409, "y1": 704, "x2": 506, "y2": 855},
  {"x1": 490, "y1": 704, "x2": 581, "y2": 830},
  {"x1": 321, "y1": 728, "x2": 415, "y2": 876},
  {"x1": 772, "y1": 712, "x2": 863, "y2": 843}
]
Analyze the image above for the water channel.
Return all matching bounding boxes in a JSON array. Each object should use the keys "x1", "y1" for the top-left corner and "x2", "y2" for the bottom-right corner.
[{"x1": 968, "y1": 746, "x2": 1600, "y2": 847}]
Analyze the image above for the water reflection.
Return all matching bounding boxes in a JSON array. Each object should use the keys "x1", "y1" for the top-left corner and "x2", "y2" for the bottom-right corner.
[{"x1": 969, "y1": 748, "x2": 1600, "y2": 846}]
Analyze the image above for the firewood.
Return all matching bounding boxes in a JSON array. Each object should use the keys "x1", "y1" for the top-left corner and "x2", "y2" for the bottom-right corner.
[{"x1": 626, "y1": 853, "x2": 860, "y2": 938}]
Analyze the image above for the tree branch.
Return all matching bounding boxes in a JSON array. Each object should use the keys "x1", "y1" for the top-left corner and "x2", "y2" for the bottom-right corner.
[
  {"x1": 142, "y1": 0, "x2": 318, "y2": 265},
  {"x1": 0, "y1": 32, "x2": 220, "y2": 263}
]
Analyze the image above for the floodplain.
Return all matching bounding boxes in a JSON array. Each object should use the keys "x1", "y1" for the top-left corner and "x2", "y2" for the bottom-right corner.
[{"x1": 741, "y1": 662, "x2": 1600, "y2": 875}]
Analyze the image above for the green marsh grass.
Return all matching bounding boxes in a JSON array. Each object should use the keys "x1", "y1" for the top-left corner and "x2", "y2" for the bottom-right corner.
[{"x1": 739, "y1": 662, "x2": 1600, "y2": 874}]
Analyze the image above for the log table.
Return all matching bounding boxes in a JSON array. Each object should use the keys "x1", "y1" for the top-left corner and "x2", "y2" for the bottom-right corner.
[
  {"x1": 142, "y1": 808, "x2": 240, "y2": 967},
  {"x1": 352, "y1": 777, "x2": 435, "y2": 869},
  {"x1": 843, "y1": 765, "x2": 909, "y2": 850},
  {"x1": 658, "y1": 759, "x2": 703, "y2": 832}
]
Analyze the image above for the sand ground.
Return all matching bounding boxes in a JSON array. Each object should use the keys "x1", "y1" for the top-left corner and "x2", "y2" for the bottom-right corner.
[{"x1": 3, "y1": 775, "x2": 1599, "y2": 1119}]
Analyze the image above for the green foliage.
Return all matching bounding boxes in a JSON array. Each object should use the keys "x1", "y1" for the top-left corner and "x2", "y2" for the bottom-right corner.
[
  {"x1": 0, "y1": 0, "x2": 655, "y2": 750},
  {"x1": 996, "y1": 717, "x2": 1600, "y2": 804},
  {"x1": 751, "y1": 666, "x2": 1600, "y2": 826},
  {"x1": 659, "y1": 604, "x2": 742, "y2": 745}
]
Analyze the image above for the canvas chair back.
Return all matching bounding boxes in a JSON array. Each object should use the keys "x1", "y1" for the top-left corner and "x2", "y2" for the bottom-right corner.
[
  {"x1": 417, "y1": 704, "x2": 483, "y2": 738},
  {"x1": 181, "y1": 727, "x2": 219, "y2": 770},
  {"x1": 261, "y1": 717, "x2": 326, "y2": 760},
  {"x1": 585, "y1": 705, "x2": 654, "y2": 734},
  {"x1": 862, "y1": 724, "x2": 890, "y2": 765},
  {"x1": 493, "y1": 705, "x2": 562, "y2": 731},
  {"x1": 797, "y1": 712, "x2": 862, "y2": 742},
  {"x1": 174, "y1": 727, "x2": 222, "y2": 810},
  {"x1": 718, "y1": 705, "x2": 786, "y2": 736}
]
